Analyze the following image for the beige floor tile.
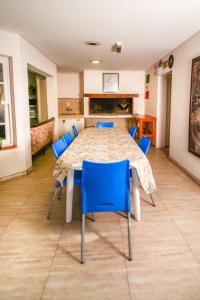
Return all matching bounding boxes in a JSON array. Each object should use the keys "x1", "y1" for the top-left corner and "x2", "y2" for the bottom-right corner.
[
  {"x1": 126, "y1": 249, "x2": 200, "y2": 300},
  {"x1": 0, "y1": 147, "x2": 200, "y2": 299},
  {"x1": 42, "y1": 254, "x2": 130, "y2": 300},
  {"x1": 0, "y1": 258, "x2": 52, "y2": 300}
]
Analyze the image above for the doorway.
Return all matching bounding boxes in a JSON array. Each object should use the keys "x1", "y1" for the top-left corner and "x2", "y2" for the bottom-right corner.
[{"x1": 28, "y1": 70, "x2": 48, "y2": 127}]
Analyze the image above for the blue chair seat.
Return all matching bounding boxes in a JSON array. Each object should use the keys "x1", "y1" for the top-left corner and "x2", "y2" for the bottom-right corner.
[
  {"x1": 47, "y1": 137, "x2": 81, "y2": 219},
  {"x1": 129, "y1": 126, "x2": 137, "y2": 138},
  {"x1": 96, "y1": 122, "x2": 114, "y2": 128},
  {"x1": 62, "y1": 132, "x2": 73, "y2": 147},
  {"x1": 72, "y1": 125, "x2": 78, "y2": 137},
  {"x1": 130, "y1": 136, "x2": 156, "y2": 207}
]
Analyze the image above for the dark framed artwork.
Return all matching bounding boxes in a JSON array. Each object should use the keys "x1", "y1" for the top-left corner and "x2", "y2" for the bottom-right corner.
[{"x1": 189, "y1": 56, "x2": 200, "y2": 157}]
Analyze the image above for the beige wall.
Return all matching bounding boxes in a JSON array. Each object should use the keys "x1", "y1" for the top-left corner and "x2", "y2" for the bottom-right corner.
[
  {"x1": 145, "y1": 31, "x2": 200, "y2": 180},
  {"x1": 145, "y1": 67, "x2": 158, "y2": 117},
  {"x1": 83, "y1": 70, "x2": 145, "y2": 114},
  {"x1": 0, "y1": 31, "x2": 58, "y2": 179},
  {"x1": 57, "y1": 72, "x2": 80, "y2": 98},
  {"x1": 170, "y1": 31, "x2": 200, "y2": 180}
]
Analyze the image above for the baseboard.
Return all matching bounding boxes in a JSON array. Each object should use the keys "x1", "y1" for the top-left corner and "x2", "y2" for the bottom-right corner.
[
  {"x1": 0, "y1": 166, "x2": 33, "y2": 182},
  {"x1": 168, "y1": 156, "x2": 200, "y2": 186}
]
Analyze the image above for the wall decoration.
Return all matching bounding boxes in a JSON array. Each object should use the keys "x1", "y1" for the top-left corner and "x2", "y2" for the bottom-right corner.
[
  {"x1": 168, "y1": 54, "x2": 174, "y2": 69},
  {"x1": 158, "y1": 60, "x2": 162, "y2": 68},
  {"x1": 103, "y1": 73, "x2": 119, "y2": 93},
  {"x1": 162, "y1": 60, "x2": 168, "y2": 69},
  {"x1": 189, "y1": 56, "x2": 200, "y2": 157},
  {"x1": 146, "y1": 74, "x2": 150, "y2": 84},
  {"x1": 145, "y1": 74, "x2": 150, "y2": 99},
  {"x1": 145, "y1": 90, "x2": 150, "y2": 100}
]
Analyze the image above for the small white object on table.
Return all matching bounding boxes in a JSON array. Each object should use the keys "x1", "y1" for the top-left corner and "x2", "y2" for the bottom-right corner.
[{"x1": 53, "y1": 127, "x2": 156, "y2": 223}]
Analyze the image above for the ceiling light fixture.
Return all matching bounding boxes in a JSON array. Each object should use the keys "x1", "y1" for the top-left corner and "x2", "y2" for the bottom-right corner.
[
  {"x1": 90, "y1": 60, "x2": 101, "y2": 64},
  {"x1": 86, "y1": 41, "x2": 100, "y2": 46}
]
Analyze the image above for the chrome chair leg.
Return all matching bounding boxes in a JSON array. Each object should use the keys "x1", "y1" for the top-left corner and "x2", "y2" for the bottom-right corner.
[
  {"x1": 58, "y1": 186, "x2": 63, "y2": 200},
  {"x1": 150, "y1": 193, "x2": 156, "y2": 207},
  {"x1": 81, "y1": 213, "x2": 85, "y2": 264},
  {"x1": 127, "y1": 212, "x2": 133, "y2": 261},
  {"x1": 91, "y1": 212, "x2": 95, "y2": 221},
  {"x1": 47, "y1": 188, "x2": 59, "y2": 219}
]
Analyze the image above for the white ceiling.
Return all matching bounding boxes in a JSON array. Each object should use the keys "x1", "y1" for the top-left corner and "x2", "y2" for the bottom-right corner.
[{"x1": 0, "y1": 0, "x2": 200, "y2": 71}]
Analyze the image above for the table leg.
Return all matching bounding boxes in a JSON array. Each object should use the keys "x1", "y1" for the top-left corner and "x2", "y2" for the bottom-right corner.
[
  {"x1": 139, "y1": 120, "x2": 143, "y2": 140},
  {"x1": 132, "y1": 167, "x2": 141, "y2": 221},
  {"x1": 152, "y1": 119, "x2": 156, "y2": 145},
  {"x1": 66, "y1": 169, "x2": 74, "y2": 223}
]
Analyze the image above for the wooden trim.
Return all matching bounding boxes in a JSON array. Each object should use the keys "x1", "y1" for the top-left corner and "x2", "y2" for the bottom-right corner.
[
  {"x1": 84, "y1": 93, "x2": 139, "y2": 98},
  {"x1": 0, "y1": 145, "x2": 17, "y2": 151},
  {"x1": 30, "y1": 117, "x2": 55, "y2": 128},
  {"x1": 168, "y1": 155, "x2": 200, "y2": 186},
  {"x1": 0, "y1": 166, "x2": 33, "y2": 182}
]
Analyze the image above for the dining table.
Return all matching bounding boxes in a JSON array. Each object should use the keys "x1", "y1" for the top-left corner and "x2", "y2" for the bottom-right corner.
[{"x1": 53, "y1": 127, "x2": 156, "y2": 223}]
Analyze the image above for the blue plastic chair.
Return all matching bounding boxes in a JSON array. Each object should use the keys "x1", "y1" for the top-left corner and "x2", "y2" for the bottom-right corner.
[
  {"x1": 138, "y1": 136, "x2": 156, "y2": 207},
  {"x1": 52, "y1": 138, "x2": 67, "y2": 159},
  {"x1": 129, "y1": 126, "x2": 137, "y2": 138},
  {"x1": 80, "y1": 160, "x2": 132, "y2": 263},
  {"x1": 62, "y1": 132, "x2": 73, "y2": 147},
  {"x1": 47, "y1": 138, "x2": 82, "y2": 219},
  {"x1": 138, "y1": 135, "x2": 151, "y2": 155},
  {"x1": 72, "y1": 125, "x2": 78, "y2": 137},
  {"x1": 96, "y1": 122, "x2": 114, "y2": 128}
]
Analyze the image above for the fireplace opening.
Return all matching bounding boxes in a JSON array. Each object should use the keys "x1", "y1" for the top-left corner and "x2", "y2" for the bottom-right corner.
[{"x1": 89, "y1": 98, "x2": 133, "y2": 115}]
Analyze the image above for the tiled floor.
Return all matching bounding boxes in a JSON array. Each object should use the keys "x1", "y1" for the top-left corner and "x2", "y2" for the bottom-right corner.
[{"x1": 0, "y1": 147, "x2": 200, "y2": 300}]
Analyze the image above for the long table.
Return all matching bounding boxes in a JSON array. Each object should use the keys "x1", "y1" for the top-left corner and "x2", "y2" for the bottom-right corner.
[{"x1": 53, "y1": 127, "x2": 156, "y2": 223}]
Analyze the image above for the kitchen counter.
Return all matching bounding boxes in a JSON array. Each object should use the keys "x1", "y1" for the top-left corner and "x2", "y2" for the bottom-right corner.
[
  {"x1": 59, "y1": 114, "x2": 84, "y2": 118},
  {"x1": 85, "y1": 114, "x2": 133, "y2": 119}
]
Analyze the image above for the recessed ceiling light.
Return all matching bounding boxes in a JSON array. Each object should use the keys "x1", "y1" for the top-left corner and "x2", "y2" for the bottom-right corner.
[
  {"x1": 90, "y1": 60, "x2": 101, "y2": 64},
  {"x1": 86, "y1": 41, "x2": 100, "y2": 46}
]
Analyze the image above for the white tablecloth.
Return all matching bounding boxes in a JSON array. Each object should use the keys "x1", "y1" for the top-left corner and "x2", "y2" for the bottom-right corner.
[{"x1": 53, "y1": 127, "x2": 156, "y2": 194}]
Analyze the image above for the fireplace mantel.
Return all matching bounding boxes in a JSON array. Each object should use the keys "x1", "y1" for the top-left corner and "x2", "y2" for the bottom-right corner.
[{"x1": 84, "y1": 93, "x2": 139, "y2": 98}]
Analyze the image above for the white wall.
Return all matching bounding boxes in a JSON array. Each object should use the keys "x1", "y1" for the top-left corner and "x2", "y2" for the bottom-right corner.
[
  {"x1": 170, "y1": 32, "x2": 200, "y2": 180},
  {"x1": 0, "y1": 31, "x2": 58, "y2": 179},
  {"x1": 145, "y1": 32, "x2": 200, "y2": 180},
  {"x1": 83, "y1": 70, "x2": 145, "y2": 114},
  {"x1": 57, "y1": 72, "x2": 80, "y2": 98},
  {"x1": 145, "y1": 67, "x2": 158, "y2": 117},
  {"x1": 145, "y1": 64, "x2": 171, "y2": 148}
]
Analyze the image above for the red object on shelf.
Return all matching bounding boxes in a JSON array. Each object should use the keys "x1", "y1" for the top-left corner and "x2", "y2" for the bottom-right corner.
[{"x1": 145, "y1": 90, "x2": 150, "y2": 99}]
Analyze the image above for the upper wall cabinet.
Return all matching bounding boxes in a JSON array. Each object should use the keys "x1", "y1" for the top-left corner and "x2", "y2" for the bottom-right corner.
[{"x1": 58, "y1": 98, "x2": 83, "y2": 115}]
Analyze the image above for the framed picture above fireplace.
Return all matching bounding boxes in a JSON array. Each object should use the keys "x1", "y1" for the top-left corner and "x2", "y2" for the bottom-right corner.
[{"x1": 103, "y1": 73, "x2": 119, "y2": 93}]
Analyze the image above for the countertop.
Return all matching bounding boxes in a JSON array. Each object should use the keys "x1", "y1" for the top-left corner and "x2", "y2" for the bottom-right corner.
[{"x1": 59, "y1": 114, "x2": 84, "y2": 118}]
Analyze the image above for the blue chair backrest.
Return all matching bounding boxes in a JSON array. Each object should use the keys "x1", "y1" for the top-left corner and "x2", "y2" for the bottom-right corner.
[
  {"x1": 96, "y1": 122, "x2": 114, "y2": 128},
  {"x1": 72, "y1": 125, "x2": 78, "y2": 137},
  {"x1": 62, "y1": 132, "x2": 73, "y2": 147},
  {"x1": 138, "y1": 136, "x2": 151, "y2": 156},
  {"x1": 129, "y1": 126, "x2": 137, "y2": 138},
  {"x1": 52, "y1": 138, "x2": 67, "y2": 159},
  {"x1": 81, "y1": 160, "x2": 130, "y2": 213}
]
